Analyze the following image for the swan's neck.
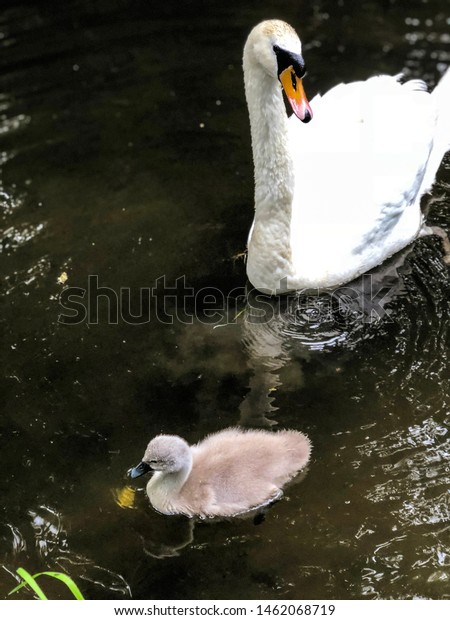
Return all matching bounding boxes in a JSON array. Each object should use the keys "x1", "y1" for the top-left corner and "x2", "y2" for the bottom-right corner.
[
  {"x1": 147, "y1": 454, "x2": 193, "y2": 514},
  {"x1": 244, "y1": 55, "x2": 295, "y2": 290}
]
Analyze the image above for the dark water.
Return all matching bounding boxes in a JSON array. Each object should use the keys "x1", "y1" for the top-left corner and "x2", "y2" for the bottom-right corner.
[{"x1": 1, "y1": 0, "x2": 450, "y2": 600}]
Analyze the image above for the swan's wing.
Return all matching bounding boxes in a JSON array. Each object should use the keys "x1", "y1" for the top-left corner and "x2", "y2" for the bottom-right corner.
[{"x1": 288, "y1": 75, "x2": 437, "y2": 217}]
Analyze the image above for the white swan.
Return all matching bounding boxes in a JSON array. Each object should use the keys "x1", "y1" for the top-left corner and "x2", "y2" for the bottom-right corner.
[
  {"x1": 129, "y1": 427, "x2": 311, "y2": 518},
  {"x1": 243, "y1": 19, "x2": 450, "y2": 294}
]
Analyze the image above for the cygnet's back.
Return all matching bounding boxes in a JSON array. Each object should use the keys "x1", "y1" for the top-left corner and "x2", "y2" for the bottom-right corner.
[
  {"x1": 130, "y1": 427, "x2": 311, "y2": 518},
  {"x1": 187, "y1": 429, "x2": 310, "y2": 516}
]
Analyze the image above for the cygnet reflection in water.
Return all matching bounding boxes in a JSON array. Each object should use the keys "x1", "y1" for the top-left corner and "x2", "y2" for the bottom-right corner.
[{"x1": 129, "y1": 428, "x2": 311, "y2": 519}]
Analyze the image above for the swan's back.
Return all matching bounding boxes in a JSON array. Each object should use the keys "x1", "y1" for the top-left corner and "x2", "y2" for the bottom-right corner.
[
  {"x1": 285, "y1": 74, "x2": 440, "y2": 281},
  {"x1": 291, "y1": 75, "x2": 435, "y2": 214},
  {"x1": 183, "y1": 428, "x2": 311, "y2": 517}
]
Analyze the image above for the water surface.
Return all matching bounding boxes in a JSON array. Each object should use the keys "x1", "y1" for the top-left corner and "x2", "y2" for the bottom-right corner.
[{"x1": 1, "y1": 0, "x2": 450, "y2": 600}]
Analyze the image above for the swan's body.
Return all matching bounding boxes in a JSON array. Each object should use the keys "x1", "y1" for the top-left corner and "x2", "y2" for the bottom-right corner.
[
  {"x1": 244, "y1": 20, "x2": 450, "y2": 294},
  {"x1": 129, "y1": 427, "x2": 311, "y2": 518}
]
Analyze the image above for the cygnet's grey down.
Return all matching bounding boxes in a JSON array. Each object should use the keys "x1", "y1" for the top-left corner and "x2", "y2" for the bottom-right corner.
[{"x1": 129, "y1": 427, "x2": 311, "y2": 518}]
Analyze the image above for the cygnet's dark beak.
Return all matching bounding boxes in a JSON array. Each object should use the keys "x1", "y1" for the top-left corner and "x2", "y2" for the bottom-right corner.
[{"x1": 128, "y1": 461, "x2": 152, "y2": 479}]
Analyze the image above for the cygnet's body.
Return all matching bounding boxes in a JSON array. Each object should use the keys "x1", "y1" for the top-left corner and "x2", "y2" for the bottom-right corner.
[{"x1": 129, "y1": 428, "x2": 311, "y2": 518}]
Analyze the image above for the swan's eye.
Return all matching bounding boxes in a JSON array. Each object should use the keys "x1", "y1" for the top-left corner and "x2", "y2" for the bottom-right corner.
[{"x1": 291, "y1": 70, "x2": 297, "y2": 91}]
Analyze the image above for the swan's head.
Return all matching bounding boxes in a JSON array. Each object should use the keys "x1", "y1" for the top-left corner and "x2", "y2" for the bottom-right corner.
[
  {"x1": 129, "y1": 435, "x2": 192, "y2": 478},
  {"x1": 244, "y1": 19, "x2": 312, "y2": 123}
]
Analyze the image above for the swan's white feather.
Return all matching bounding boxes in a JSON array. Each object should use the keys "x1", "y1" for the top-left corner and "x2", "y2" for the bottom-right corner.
[{"x1": 287, "y1": 75, "x2": 436, "y2": 288}]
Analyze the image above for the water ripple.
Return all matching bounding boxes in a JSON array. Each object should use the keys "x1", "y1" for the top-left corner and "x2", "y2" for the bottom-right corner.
[
  {"x1": 1, "y1": 222, "x2": 45, "y2": 253},
  {"x1": 1, "y1": 506, "x2": 131, "y2": 599},
  {"x1": 0, "y1": 113, "x2": 30, "y2": 135}
]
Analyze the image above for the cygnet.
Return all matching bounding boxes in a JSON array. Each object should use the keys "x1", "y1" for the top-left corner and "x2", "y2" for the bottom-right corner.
[{"x1": 129, "y1": 427, "x2": 311, "y2": 518}]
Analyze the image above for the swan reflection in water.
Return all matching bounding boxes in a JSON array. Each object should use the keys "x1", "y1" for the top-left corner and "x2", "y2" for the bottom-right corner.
[{"x1": 238, "y1": 244, "x2": 417, "y2": 427}]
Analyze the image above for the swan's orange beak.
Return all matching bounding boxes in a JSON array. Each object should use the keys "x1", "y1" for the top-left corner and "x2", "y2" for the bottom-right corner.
[{"x1": 279, "y1": 66, "x2": 313, "y2": 123}]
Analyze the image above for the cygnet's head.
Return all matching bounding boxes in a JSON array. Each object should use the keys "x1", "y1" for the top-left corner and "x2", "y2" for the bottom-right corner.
[
  {"x1": 244, "y1": 19, "x2": 312, "y2": 122},
  {"x1": 129, "y1": 435, "x2": 191, "y2": 479}
]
